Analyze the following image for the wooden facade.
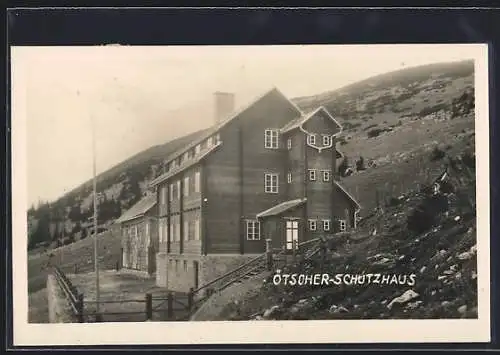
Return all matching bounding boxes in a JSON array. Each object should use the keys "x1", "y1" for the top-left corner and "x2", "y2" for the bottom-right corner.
[
  {"x1": 149, "y1": 87, "x2": 362, "y2": 290},
  {"x1": 118, "y1": 194, "x2": 158, "y2": 275}
]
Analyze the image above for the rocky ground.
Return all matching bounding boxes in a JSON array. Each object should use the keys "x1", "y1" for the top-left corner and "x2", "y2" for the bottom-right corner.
[{"x1": 223, "y1": 150, "x2": 478, "y2": 321}]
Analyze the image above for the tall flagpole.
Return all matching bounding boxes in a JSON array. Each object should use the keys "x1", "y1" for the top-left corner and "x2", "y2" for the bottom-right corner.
[{"x1": 89, "y1": 96, "x2": 101, "y2": 320}]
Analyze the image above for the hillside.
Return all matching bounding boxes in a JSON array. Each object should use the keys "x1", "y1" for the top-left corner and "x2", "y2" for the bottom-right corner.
[
  {"x1": 220, "y1": 138, "x2": 477, "y2": 320},
  {"x1": 27, "y1": 59, "x2": 475, "y2": 255}
]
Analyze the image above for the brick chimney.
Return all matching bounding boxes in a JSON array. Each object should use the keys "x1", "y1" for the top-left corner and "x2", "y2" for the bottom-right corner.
[{"x1": 214, "y1": 91, "x2": 235, "y2": 124}]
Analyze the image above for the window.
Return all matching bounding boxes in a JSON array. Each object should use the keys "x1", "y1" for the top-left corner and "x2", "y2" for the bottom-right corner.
[
  {"x1": 175, "y1": 260, "x2": 179, "y2": 272},
  {"x1": 322, "y1": 135, "x2": 332, "y2": 146},
  {"x1": 207, "y1": 137, "x2": 213, "y2": 147},
  {"x1": 184, "y1": 177, "x2": 190, "y2": 196},
  {"x1": 309, "y1": 219, "x2": 317, "y2": 231},
  {"x1": 246, "y1": 220, "x2": 261, "y2": 240},
  {"x1": 184, "y1": 220, "x2": 189, "y2": 241},
  {"x1": 323, "y1": 219, "x2": 331, "y2": 232},
  {"x1": 287, "y1": 138, "x2": 292, "y2": 150},
  {"x1": 176, "y1": 180, "x2": 181, "y2": 199},
  {"x1": 195, "y1": 144, "x2": 201, "y2": 155},
  {"x1": 158, "y1": 223, "x2": 163, "y2": 243},
  {"x1": 169, "y1": 222, "x2": 174, "y2": 242},
  {"x1": 339, "y1": 219, "x2": 347, "y2": 232},
  {"x1": 183, "y1": 260, "x2": 188, "y2": 272},
  {"x1": 322, "y1": 170, "x2": 331, "y2": 182},
  {"x1": 307, "y1": 134, "x2": 316, "y2": 145},
  {"x1": 194, "y1": 171, "x2": 201, "y2": 193},
  {"x1": 160, "y1": 186, "x2": 166, "y2": 204},
  {"x1": 194, "y1": 219, "x2": 200, "y2": 240},
  {"x1": 264, "y1": 173, "x2": 279, "y2": 193},
  {"x1": 309, "y1": 169, "x2": 317, "y2": 181},
  {"x1": 264, "y1": 129, "x2": 279, "y2": 149},
  {"x1": 287, "y1": 172, "x2": 292, "y2": 184}
]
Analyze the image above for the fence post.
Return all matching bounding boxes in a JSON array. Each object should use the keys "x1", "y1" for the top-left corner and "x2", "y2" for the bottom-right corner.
[
  {"x1": 266, "y1": 239, "x2": 273, "y2": 271},
  {"x1": 188, "y1": 288, "x2": 194, "y2": 311},
  {"x1": 77, "y1": 293, "x2": 84, "y2": 323},
  {"x1": 145, "y1": 293, "x2": 153, "y2": 321},
  {"x1": 167, "y1": 292, "x2": 174, "y2": 319}
]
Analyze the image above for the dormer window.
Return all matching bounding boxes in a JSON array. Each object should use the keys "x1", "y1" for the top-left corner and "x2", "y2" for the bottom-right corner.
[
  {"x1": 287, "y1": 138, "x2": 292, "y2": 150},
  {"x1": 265, "y1": 129, "x2": 279, "y2": 149},
  {"x1": 323, "y1": 135, "x2": 332, "y2": 146},
  {"x1": 307, "y1": 134, "x2": 316, "y2": 146},
  {"x1": 215, "y1": 133, "x2": 221, "y2": 144},
  {"x1": 195, "y1": 144, "x2": 201, "y2": 155},
  {"x1": 207, "y1": 137, "x2": 213, "y2": 147}
]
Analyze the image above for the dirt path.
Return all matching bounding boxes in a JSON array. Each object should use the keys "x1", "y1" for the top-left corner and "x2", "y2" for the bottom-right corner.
[{"x1": 69, "y1": 270, "x2": 189, "y2": 322}]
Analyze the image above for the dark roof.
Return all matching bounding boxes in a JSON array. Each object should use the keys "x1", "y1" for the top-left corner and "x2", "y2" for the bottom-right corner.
[
  {"x1": 115, "y1": 193, "x2": 156, "y2": 224},
  {"x1": 280, "y1": 106, "x2": 343, "y2": 134},
  {"x1": 256, "y1": 198, "x2": 307, "y2": 218},
  {"x1": 334, "y1": 181, "x2": 361, "y2": 210},
  {"x1": 149, "y1": 142, "x2": 221, "y2": 187}
]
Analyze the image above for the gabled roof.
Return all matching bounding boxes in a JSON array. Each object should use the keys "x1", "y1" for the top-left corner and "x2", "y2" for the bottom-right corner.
[
  {"x1": 280, "y1": 106, "x2": 343, "y2": 134},
  {"x1": 115, "y1": 193, "x2": 156, "y2": 224},
  {"x1": 149, "y1": 141, "x2": 221, "y2": 187},
  {"x1": 256, "y1": 198, "x2": 307, "y2": 218},
  {"x1": 334, "y1": 181, "x2": 361, "y2": 210},
  {"x1": 163, "y1": 87, "x2": 304, "y2": 167}
]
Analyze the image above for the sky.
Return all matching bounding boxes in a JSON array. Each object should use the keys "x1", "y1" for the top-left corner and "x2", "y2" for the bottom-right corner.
[{"x1": 11, "y1": 44, "x2": 480, "y2": 207}]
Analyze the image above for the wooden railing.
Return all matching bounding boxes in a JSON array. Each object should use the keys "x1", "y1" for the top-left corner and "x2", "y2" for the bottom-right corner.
[{"x1": 53, "y1": 266, "x2": 84, "y2": 322}]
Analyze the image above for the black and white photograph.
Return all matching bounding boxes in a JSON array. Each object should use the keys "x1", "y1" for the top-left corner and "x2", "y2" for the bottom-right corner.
[{"x1": 12, "y1": 43, "x2": 490, "y2": 345}]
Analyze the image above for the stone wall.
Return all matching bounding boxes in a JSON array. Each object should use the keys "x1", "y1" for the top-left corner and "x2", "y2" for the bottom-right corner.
[
  {"x1": 156, "y1": 252, "x2": 167, "y2": 287},
  {"x1": 162, "y1": 253, "x2": 260, "y2": 293},
  {"x1": 46, "y1": 274, "x2": 75, "y2": 323}
]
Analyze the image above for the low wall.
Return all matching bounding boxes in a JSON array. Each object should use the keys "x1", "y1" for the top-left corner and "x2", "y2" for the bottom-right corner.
[
  {"x1": 46, "y1": 274, "x2": 75, "y2": 323},
  {"x1": 161, "y1": 254, "x2": 260, "y2": 293}
]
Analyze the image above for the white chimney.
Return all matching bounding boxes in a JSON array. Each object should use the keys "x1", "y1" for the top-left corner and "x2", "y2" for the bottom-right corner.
[{"x1": 214, "y1": 91, "x2": 235, "y2": 124}]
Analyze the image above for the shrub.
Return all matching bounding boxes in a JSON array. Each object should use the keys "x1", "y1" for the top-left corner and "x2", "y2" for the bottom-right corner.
[{"x1": 429, "y1": 146, "x2": 446, "y2": 161}]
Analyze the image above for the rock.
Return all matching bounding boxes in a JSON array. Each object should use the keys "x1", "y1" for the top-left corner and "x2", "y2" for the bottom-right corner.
[
  {"x1": 457, "y1": 305, "x2": 467, "y2": 314},
  {"x1": 438, "y1": 275, "x2": 447, "y2": 281},
  {"x1": 457, "y1": 251, "x2": 473, "y2": 260},
  {"x1": 406, "y1": 301, "x2": 423, "y2": 310},
  {"x1": 450, "y1": 264, "x2": 458, "y2": 271},
  {"x1": 328, "y1": 305, "x2": 338, "y2": 313},
  {"x1": 254, "y1": 315, "x2": 264, "y2": 320},
  {"x1": 263, "y1": 305, "x2": 281, "y2": 319},
  {"x1": 471, "y1": 271, "x2": 477, "y2": 280},
  {"x1": 443, "y1": 270, "x2": 453, "y2": 275},
  {"x1": 381, "y1": 299, "x2": 387, "y2": 305},
  {"x1": 454, "y1": 216, "x2": 461, "y2": 222},
  {"x1": 431, "y1": 290, "x2": 437, "y2": 296},
  {"x1": 455, "y1": 272, "x2": 462, "y2": 280},
  {"x1": 387, "y1": 290, "x2": 419, "y2": 309},
  {"x1": 441, "y1": 301, "x2": 452, "y2": 307},
  {"x1": 399, "y1": 255, "x2": 405, "y2": 260},
  {"x1": 420, "y1": 266, "x2": 427, "y2": 273}
]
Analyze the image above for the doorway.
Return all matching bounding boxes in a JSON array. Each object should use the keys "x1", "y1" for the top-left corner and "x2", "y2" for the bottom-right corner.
[{"x1": 285, "y1": 220, "x2": 299, "y2": 251}]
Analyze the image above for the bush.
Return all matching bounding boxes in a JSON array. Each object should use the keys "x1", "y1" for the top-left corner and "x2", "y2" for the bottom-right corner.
[
  {"x1": 429, "y1": 146, "x2": 446, "y2": 161},
  {"x1": 367, "y1": 128, "x2": 384, "y2": 138}
]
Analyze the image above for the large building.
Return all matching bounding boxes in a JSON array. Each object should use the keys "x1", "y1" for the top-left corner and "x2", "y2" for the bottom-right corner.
[{"x1": 149, "y1": 87, "x2": 361, "y2": 291}]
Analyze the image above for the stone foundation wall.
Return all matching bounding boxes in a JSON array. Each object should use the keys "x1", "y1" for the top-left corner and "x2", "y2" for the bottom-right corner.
[
  {"x1": 156, "y1": 252, "x2": 167, "y2": 287},
  {"x1": 46, "y1": 274, "x2": 75, "y2": 323},
  {"x1": 163, "y1": 253, "x2": 260, "y2": 293}
]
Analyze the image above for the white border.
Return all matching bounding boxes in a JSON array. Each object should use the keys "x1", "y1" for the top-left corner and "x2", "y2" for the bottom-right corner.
[{"x1": 12, "y1": 44, "x2": 490, "y2": 345}]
